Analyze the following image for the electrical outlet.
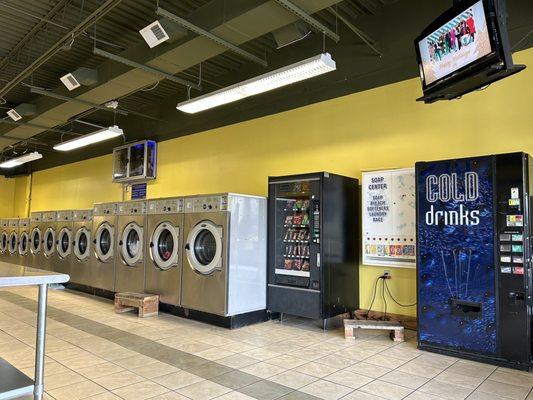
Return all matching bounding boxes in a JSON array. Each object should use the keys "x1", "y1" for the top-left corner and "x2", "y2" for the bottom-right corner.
[{"x1": 383, "y1": 270, "x2": 391, "y2": 278}]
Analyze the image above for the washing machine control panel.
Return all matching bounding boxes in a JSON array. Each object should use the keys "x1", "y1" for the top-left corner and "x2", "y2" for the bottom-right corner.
[
  {"x1": 19, "y1": 219, "x2": 29, "y2": 228},
  {"x1": 93, "y1": 203, "x2": 118, "y2": 216},
  {"x1": 118, "y1": 201, "x2": 147, "y2": 215},
  {"x1": 185, "y1": 196, "x2": 228, "y2": 213},
  {"x1": 30, "y1": 213, "x2": 43, "y2": 223},
  {"x1": 148, "y1": 198, "x2": 184, "y2": 214},
  {"x1": 73, "y1": 210, "x2": 93, "y2": 221},
  {"x1": 42, "y1": 211, "x2": 57, "y2": 222},
  {"x1": 57, "y1": 210, "x2": 74, "y2": 222}
]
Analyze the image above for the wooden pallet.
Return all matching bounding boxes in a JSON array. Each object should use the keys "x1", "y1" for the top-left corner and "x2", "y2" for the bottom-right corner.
[
  {"x1": 115, "y1": 292, "x2": 159, "y2": 318},
  {"x1": 344, "y1": 319, "x2": 405, "y2": 342}
]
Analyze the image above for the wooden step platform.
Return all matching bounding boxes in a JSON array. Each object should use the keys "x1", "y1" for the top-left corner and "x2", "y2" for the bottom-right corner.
[
  {"x1": 115, "y1": 292, "x2": 159, "y2": 318},
  {"x1": 344, "y1": 319, "x2": 405, "y2": 342}
]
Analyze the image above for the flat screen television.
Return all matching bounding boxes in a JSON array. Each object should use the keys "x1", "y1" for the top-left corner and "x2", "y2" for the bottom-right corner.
[{"x1": 415, "y1": 0, "x2": 525, "y2": 103}]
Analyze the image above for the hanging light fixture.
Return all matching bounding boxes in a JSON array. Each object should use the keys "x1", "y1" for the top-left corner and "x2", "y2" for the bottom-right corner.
[
  {"x1": 0, "y1": 152, "x2": 43, "y2": 169},
  {"x1": 53, "y1": 125, "x2": 123, "y2": 151},
  {"x1": 177, "y1": 53, "x2": 336, "y2": 114}
]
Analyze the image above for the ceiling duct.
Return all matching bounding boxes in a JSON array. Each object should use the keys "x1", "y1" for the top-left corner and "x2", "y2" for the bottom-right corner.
[
  {"x1": 272, "y1": 22, "x2": 312, "y2": 48},
  {"x1": 7, "y1": 104, "x2": 37, "y2": 121},
  {"x1": 60, "y1": 67, "x2": 98, "y2": 91},
  {"x1": 139, "y1": 18, "x2": 187, "y2": 48}
]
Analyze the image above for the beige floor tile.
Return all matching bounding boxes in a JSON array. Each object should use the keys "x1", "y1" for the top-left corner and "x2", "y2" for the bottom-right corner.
[
  {"x1": 100, "y1": 347, "x2": 138, "y2": 361},
  {"x1": 112, "y1": 354, "x2": 158, "y2": 369},
  {"x1": 76, "y1": 361, "x2": 125, "y2": 380},
  {"x1": 404, "y1": 392, "x2": 448, "y2": 400},
  {"x1": 152, "y1": 370, "x2": 205, "y2": 390},
  {"x1": 396, "y1": 360, "x2": 444, "y2": 379},
  {"x1": 363, "y1": 354, "x2": 407, "y2": 370},
  {"x1": 242, "y1": 347, "x2": 280, "y2": 361},
  {"x1": 242, "y1": 361, "x2": 287, "y2": 379},
  {"x1": 176, "y1": 380, "x2": 232, "y2": 399},
  {"x1": 380, "y1": 370, "x2": 429, "y2": 390},
  {"x1": 148, "y1": 393, "x2": 190, "y2": 400},
  {"x1": 298, "y1": 361, "x2": 339, "y2": 378},
  {"x1": 433, "y1": 369, "x2": 485, "y2": 389},
  {"x1": 112, "y1": 381, "x2": 169, "y2": 400},
  {"x1": 195, "y1": 346, "x2": 236, "y2": 361},
  {"x1": 476, "y1": 379, "x2": 530, "y2": 400},
  {"x1": 417, "y1": 380, "x2": 472, "y2": 400},
  {"x1": 173, "y1": 341, "x2": 214, "y2": 354},
  {"x1": 266, "y1": 354, "x2": 307, "y2": 369},
  {"x1": 130, "y1": 361, "x2": 180, "y2": 379},
  {"x1": 300, "y1": 379, "x2": 354, "y2": 400},
  {"x1": 59, "y1": 354, "x2": 108, "y2": 370},
  {"x1": 359, "y1": 380, "x2": 414, "y2": 400},
  {"x1": 93, "y1": 371, "x2": 145, "y2": 390},
  {"x1": 85, "y1": 393, "x2": 122, "y2": 400},
  {"x1": 325, "y1": 369, "x2": 373, "y2": 389},
  {"x1": 268, "y1": 370, "x2": 318, "y2": 389},
  {"x1": 346, "y1": 362, "x2": 392, "y2": 379},
  {"x1": 315, "y1": 354, "x2": 354, "y2": 369},
  {"x1": 217, "y1": 354, "x2": 259, "y2": 369},
  {"x1": 47, "y1": 380, "x2": 107, "y2": 400},
  {"x1": 489, "y1": 369, "x2": 533, "y2": 388},
  {"x1": 446, "y1": 360, "x2": 497, "y2": 379},
  {"x1": 216, "y1": 392, "x2": 256, "y2": 400},
  {"x1": 466, "y1": 391, "x2": 512, "y2": 400},
  {"x1": 342, "y1": 391, "x2": 390, "y2": 400},
  {"x1": 45, "y1": 370, "x2": 87, "y2": 390}
]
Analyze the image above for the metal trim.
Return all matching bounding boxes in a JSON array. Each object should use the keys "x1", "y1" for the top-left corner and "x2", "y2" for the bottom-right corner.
[{"x1": 268, "y1": 283, "x2": 320, "y2": 293}]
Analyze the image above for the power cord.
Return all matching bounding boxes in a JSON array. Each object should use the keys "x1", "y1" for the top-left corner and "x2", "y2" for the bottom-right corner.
[
  {"x1": 364, "y1": 275, "x2": 417, "y2": 321},
  {"x1": 384, "y1": 279, "x2": 417, "y2": 308}
]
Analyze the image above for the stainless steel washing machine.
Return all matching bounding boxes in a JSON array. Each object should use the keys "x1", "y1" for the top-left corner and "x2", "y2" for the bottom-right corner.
[
  {"x1": 145, "y1": 197, "x2": 184, "y2": 305},
  {"x1": 17, "y1": 218, "x2": 30, "y2": 267},
  {"x1": 181, "y1": 194, "x2": 267, "y2": 317},
  {"x1": 0, "y1": 219, "x2": 8, "y2": 263},
  {"x1": 55, "y1": 210, "x2": 74, "y2": 274},
  {"x1": 6, "y1": 218, "x2": 19, "y2": 264},
  {"x1": 90, "y1": 202, "x2": 118, "y2": 292},
  {"x1": 29, "y1": 212, "x2": 43, "y2": 269},
  {"x1": 115, "y1": 200, "x2": 147, "y2": 294},
  {"x1": 70, "y1": 210, "x2": 93, "y2": 286},
  {"x1": 41, "y1": 211, "x2": 57, "y2": 271}
]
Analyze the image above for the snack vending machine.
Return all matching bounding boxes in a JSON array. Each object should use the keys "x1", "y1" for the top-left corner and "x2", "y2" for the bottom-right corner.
[
  {"x1": 416, "y1": 152, "x2": 533, "y2": 369},
  {"x1": 267, "y1": 172, "x2": 359, "y2": 326}
]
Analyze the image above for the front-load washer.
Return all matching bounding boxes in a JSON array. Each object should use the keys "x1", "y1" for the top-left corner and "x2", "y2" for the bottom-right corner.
[
  {"x1": 90, "y1": 202, "x2": 118, "y2": 292},
  {"x1": 41, "y1": 211, "x2": 57, "y2": 271},
  {"x1": 6, "y1": 218, "x2": 19, "y2": 264},
  {"x1": 55, "y1": 210, "x2": 74, "y2": 274},
  {"x1": 145, "y1": 197, "x2": 184, "y2": 305},
  {"x1": 70, "y1": 210, "x2": 93, "y2": 286},
  {"x1": 17, "y1": 218, "x2": 30, "y2": 267},
  {"x1": 115, "y1": 200, "x2": 147, "y2": 293},
  {"x1": 29, "y1": 212, "x2": 43, "y2": 268},
  {"x1": 181, "y1": 193, "x2": 267, "y2": 317},
  {"x1": 0, "y1": 219, "x2": 8, "y2": 262}
]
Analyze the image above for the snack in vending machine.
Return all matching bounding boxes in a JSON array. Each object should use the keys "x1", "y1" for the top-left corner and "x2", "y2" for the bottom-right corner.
[
  {"x1": 293, "y1": 214, "x2": 303, "y2": 225},
  {"x1": 302, "y1": 214, "x2": 309, "y2": 226},
  {"x1": 304, "y1": 245, "x2": 310, "y2": 257},
  {"x1": 284, "y1": 259, "x2": 293, "y2": 270},
  {"x1": 302, "y1": 260, "x2": 310, "y2": 271},
  {"x1": 294, "y1": 200, "x2": 303, "y2": 210},
  {"x1": 294, "y1": 259, "x2": 302, "y2": 270},
  {"x1": 284, "y1": 215, "x2": 293, "y2": 226},
  {"x1": 302, "y1": 200, "x2": 310, "y2": 210},
  {"x1": 286, "y1": 200, "x2": 295, "y2": 209},
  {"x1": 291, "y1": 230, "x2": 300, "y2": 241},
  {"x1": 284, "y1": 229, "x2": 292, "y2": 241},
  {"x1": 298, "y1": 229, "x2": 306, "y2": 241}
]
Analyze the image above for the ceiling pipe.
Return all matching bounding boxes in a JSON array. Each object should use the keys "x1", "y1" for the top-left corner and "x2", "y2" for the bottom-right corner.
[{"x1": 0, "y1": 119, "x2": 84, "y2": 136}]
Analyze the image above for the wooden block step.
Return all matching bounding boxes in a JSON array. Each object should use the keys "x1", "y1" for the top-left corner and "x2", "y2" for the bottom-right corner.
[
  {"x1": 115, "y1": 292, "x2": 159, "y2": 318},
  {"x1": 344, "y1": 319, "x2": 405, "y2": 342}
]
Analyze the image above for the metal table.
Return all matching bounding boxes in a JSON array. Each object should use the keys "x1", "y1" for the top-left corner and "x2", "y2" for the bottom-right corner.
[{"x1": 0, "y1": 262, "x2": 69, "y2": 400}]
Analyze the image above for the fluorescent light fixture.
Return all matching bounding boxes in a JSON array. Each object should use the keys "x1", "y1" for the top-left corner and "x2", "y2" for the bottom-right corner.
[
  {"x1": 0, "y1": 152, "x2": 43, "y2": 169},
  {"x1": 177, "y1": 52, "x2": 336, "y2": 113},
  {"x1": 53, "y1": 125, "x2": 123, "y2": 151}
]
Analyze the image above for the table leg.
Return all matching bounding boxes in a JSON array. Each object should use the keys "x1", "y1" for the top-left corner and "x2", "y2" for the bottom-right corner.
[{"x1": 33, "y1": 284, "x2": 48, "y2": 400}]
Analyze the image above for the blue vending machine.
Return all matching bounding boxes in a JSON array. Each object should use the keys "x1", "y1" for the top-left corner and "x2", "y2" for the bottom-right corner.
[{"x1": 416, "y1": 152, "x2": 533, "y2": 369}]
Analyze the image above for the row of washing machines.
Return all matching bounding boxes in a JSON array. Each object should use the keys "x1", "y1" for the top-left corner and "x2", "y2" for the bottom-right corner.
[{"x1": 0, "y1": 194, "x2": 267, "y2": 318}]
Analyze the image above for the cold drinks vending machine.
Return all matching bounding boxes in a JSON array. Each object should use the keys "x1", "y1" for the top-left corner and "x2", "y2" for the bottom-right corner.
[
  {"x1": 267, "y1": 172, "x2": 359, "y2": 326},
  {"x1": 416, "y1": 152, "x2": 533, "y2": 369}
]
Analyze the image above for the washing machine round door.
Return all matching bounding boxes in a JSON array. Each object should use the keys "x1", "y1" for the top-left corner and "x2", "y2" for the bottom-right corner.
[
  {"x1": 121, "y1": 223, "x2": 143, "y2": 266},
  {"x1": 95, "y1": 223, "x2": 114, "y2": 262},
  {"x1": 74, "y1": 228, "x2": 90, "y2": 261},
  {"x1": 0, "y1": 232, "x2": 7, "y2": 253},
  {"x1": 43, "y1": 228, "x2": 55, "y2": 257},
  {"x1": 8, "y1": 232, "x2": 18, "y2": 254},
  {"x1": 30, "y1": 228, "x2": 41, "y2": 255},
  {"x1": 185, "y1": 221, "x2": 222, "y2": 275},
  {"x1": 57, "y1": 228, "x2": 72, "y2": 259},
  {"x1": 19, "y1": 232, "x2": 29, "y2": 256},
  {"x1": 151, "y1": 222, "x2": 179, "y2": 270}
]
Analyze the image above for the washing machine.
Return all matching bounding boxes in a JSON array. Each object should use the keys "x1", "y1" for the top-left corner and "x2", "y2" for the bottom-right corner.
[
  {"x1": 41, "y1": 211, "x2": 57, "y2": 271},
  {"x1": 115, "y1": 200, "x2": 147, "y2": 294},
  {"x1": 6, "y1": 218, "x2": 19, "y2": 264},
  {"x1": 17, "y1": 218, "x2": 30, "y2": 267},
  {"x1": 0, "y1": 219, "x2": 8, "y2": 263},
  {"x1": 90, "y1": 202, "x2": 118, "y2": 291},
  {"x1": 70, "y1": 210, "x2": 93, "y2": 286},
  {"x1": 181, "y1": 193, "x2": 267, "y2": 317},
  {"x1": 55, "y1": 210, "x2": 74, "y2": 274},
  {"x1": 145, "y1": 197, "x2": 184, "y2": 305},
  {"x1": 29, "y1": 212, "x2": 43, "y2": 269}
]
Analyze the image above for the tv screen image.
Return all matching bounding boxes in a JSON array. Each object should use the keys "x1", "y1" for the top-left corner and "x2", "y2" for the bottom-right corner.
[{"x1": 418, "y1": 0, "x2": 492, "y2": 86}]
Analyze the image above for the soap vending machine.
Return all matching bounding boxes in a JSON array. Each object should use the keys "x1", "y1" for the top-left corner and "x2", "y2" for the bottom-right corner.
[{"x1": 416, "y1": 152, "x2": 532, "y2": 369}]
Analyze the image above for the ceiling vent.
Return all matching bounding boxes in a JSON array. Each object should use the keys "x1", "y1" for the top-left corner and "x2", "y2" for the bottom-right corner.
[
  {"x1": 7, "y1": 104, "x2": 37, "y2": 121},
  {"x1": 139, "y1": 19, "x2": 186, "y2": 48},
  {"x1": 60, "y1": 67, "x2": 98, "y2": 91},
  {"x1": 272, "y1": 22, "x2": 312, "y2": 49}
]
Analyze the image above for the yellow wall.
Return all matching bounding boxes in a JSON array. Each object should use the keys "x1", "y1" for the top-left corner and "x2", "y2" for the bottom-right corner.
[
  {"x1": 11, "y1": 47, "x2": 533, "y2": 317},
  {"x1": 0, "y1": 177, "x2": 15, "y2": 218}
]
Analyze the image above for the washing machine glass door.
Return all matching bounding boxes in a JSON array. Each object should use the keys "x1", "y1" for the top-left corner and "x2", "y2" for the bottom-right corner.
[
  {"x1": 57, "y1": 228, "x2": 72, "y2": 259},
  {"x1": 121, "y1": 223, "x2": 143, "y2": 266},
  {"x1": 43, "y1": 228, "x2": 55, "y2": 257},
  {"x1": 95, "y1": 223, "x2": 114, "y2": 262},
  {"x1": 74, "y1": 228, "x2": 90, "y2": 261},
  {"x1": 186, "y1": 221, "x2": 223, "y2": 275},
  {"x1": 151, "y1": 222, "x2": 179, "y2": 270},
  {"x1": 8, "y1": 232, "x2": 18, "y2": 254},
  {"x1": 30, "y1": 228, "x2": 41, "y2": 254},
  {"x1": 19, "y1": 232, "x2": 29, "y2": 256},
  {"x1": 0, "y1": 232, "x2": 6, "y2": 253}
]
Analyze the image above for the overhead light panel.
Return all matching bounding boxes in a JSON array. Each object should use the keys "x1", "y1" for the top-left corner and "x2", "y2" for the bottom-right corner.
[
  {"x1": 53, "y1": 125, "x2": 123, "y2": 151},
  {"x1": 6, "y1": 109, "x2": 22, "y2": 121},
  {"x1": 177, "y1": 52, "x2": 336, "y2": 114},
  {"x1": 60, "y1": 67, "x2": 98, "y2": 91},
  {"x1": 0, "y1": 152, "x2": 43, "y2": 169},
  {"x1": 6, "y1": 103, "x2": 37, "y2": 121},
  {"x1": 140, "y1": 20, "x2": 170, "y2": 48}
]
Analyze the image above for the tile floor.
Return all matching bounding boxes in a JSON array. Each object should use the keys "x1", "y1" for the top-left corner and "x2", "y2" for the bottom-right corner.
[{"x1": 1, "y1": 287, "x2": 533, "y2": 400}]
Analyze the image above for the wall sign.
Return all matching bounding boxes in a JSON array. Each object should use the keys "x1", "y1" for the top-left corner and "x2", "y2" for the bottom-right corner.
[
  {"x1": 131, "y1": 183, "x2": 147, "y2": 200},
  {"x1": 362, "y1": 168, "x2": 416, "y2": 268}
]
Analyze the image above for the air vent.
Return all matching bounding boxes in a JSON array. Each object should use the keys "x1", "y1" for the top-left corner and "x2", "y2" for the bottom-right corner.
[
  {"x1": 140, "y1": 21, "x2": 170, "y2": 48},
  {"x1": 60, "y1": 73, "x2": 81, "y2": 90},
  {"x1": 7, "y1": 109, "x2": 22, "y2": 121}
]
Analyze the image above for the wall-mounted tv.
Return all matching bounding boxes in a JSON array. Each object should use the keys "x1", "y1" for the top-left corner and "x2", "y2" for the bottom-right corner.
[{"x1": 415, "y1": 0, "x2": 525, "y2": 103}]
